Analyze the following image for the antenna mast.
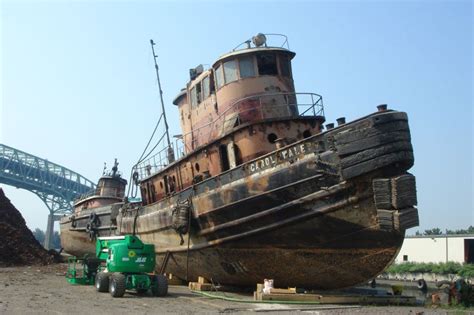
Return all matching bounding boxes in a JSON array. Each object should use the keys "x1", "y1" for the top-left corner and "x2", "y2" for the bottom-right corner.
[{"x1": 150, "y1": 39, "x2": 175, "y2": 163}]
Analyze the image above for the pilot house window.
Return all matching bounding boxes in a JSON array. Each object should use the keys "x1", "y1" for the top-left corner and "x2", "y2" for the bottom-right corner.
[
  {"x1": 257, "y1": 53, "x2": 278, "y2": 76},
  {"x1": 215, "y1": 65, "x2": 224, "y2": 89},
  {"x1": 223, "y1": 60, "x2": 238, "y2": 83},
  {"x1": 239, "y1": 56, "x2": 255, "y2": 78},
  {"x1": 279, "y1": 55, "x2": 291, "y2": 77},
  {"x1": 202, "y1": 76, "x2": 210, "y2": 99},
  {"x1": 190, "y1": 86, "x2": 197, "y2": 107}
]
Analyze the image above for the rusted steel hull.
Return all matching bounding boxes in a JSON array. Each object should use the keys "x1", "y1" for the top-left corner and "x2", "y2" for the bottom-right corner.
[
  {"x1": 60, "y1": 204, "x2": 119, "y2": 257},
  {"x1": 60, "y1": 109, "x2": 418, "y2": 289},
  {"x1": 156, "y1": 219, "x2": 404, "y2": 289}
]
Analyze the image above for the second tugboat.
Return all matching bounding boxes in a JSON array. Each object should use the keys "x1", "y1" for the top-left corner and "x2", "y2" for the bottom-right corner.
[{"x1": 60, "y1": 33, "x2": 419, "y2": 289}]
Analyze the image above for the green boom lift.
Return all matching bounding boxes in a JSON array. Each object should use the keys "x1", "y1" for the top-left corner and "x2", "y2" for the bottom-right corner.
[{"x1": 66, "y1": 235, "x2": 168, "y2": 298}]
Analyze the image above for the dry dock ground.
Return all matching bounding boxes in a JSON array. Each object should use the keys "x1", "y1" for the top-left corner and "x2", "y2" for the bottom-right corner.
[{"x1": 0, "y1": 264, "x2": 471, "y2": 315}]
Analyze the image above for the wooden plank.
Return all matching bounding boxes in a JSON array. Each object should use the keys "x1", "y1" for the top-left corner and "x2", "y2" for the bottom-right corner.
[
  {"x1": 261, "y1": 293, "x2": 323, "y2": 302},
  {"x1": 188, "y1": 282, "x2": 212, "y2": 291},
  {"x1": 269, "y1": 288, "x2": 296, "y2": 294}
]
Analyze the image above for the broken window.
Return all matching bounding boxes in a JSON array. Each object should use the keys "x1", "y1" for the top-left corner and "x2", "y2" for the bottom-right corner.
[
  {"x1": 239, "y1": 56, "x2": 255, "y2": 78},
  {"x1": 209, "y1": 73, "x2": 215, "y2": 93},
  {"x1": 219, "y1": 145, "x2": 230, "y2": 172},
  {"x1": 202, "y1": 76, "x2": 210, "y2": 100},
  {"x1": 224, "y1": 60, "x2": 238, "y2": 83},
  {"x1": 279, "y1": 55, "x2": 291, "y2": 77},
  {"x1": 215, "y1": 64, "x2": 224, "y2": 89},
  {"x1": 195, "y1": 81, "x2": 202, "y2": 104},
  {"x1": 257, "y1": 53, "x2": 278, "y2": 76}
]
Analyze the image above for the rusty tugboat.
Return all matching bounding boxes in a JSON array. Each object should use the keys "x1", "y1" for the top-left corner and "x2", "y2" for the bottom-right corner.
[{"x1": 60, "y1": 33, "x2": 419, "y2": 289}]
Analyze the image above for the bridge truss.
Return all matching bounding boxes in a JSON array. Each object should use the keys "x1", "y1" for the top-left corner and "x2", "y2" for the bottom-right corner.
[{"x1": 0, "y1": 144, "x2": 96, "y2": 249}]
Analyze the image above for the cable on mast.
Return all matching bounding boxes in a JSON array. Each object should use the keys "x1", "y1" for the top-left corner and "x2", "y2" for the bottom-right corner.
[{"x1": 150, "y1": 39, "x2": 175, "y2": 164}]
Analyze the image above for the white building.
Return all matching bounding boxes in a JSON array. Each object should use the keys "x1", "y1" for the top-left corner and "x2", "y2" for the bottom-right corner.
[{"x1": 395, "y1": 234, "x2": 474, "y2": 264}]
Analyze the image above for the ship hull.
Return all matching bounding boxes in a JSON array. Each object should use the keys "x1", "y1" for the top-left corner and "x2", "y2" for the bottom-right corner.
[
  {"x1": 155, "y1": 217, "x2": 404, "y2": 289},
  {"x1": 60, "y1": 109, "x2": 418, "y2": 289}
]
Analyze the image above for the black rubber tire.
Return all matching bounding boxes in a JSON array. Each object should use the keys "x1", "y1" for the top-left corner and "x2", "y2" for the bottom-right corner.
[
  {"x1": 109, "y1": 273, "x2": 126, "y2": 298},
  {"x1": 370, "y1": 279, "x2": 377, "y2": 288},
  {"x1": 151, "y1": 275, "x2": 168, "y2": 297},
  {"x1": 95, "y1": 272, "x2": 109, "y2": 293},
  {"x1": 417, "y1": 279, "x2": 427, "y2": 291}
]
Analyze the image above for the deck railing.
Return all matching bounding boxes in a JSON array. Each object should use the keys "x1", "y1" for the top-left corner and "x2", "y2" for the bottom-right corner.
[
  {"x1": 74, "y1": 187, "x2": 124, "y2": 203},
  {"x1": 135, "y1": 92, "x2": 324, "y2": 180}
]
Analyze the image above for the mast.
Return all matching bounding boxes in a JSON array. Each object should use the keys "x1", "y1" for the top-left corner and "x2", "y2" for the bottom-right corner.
[{"x1": 150, "y1": 39, "x2": 175, "y2": 163}]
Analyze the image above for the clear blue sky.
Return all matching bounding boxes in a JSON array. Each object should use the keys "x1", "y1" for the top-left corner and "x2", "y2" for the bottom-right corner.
[{"x1": 1, "y1": 0, "x2": 472, "y2": 233}]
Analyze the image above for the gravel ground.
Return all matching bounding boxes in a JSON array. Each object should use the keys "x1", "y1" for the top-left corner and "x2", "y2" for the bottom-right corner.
[{"x1": 0, "y1": 264, "x2": 471, "y2": 315}]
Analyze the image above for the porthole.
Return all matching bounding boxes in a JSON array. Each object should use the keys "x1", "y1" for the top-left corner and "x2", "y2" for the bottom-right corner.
[
  {"x1": 267, "y1": 133, "x2": 278, "y2": 144},
  {"x1": 195, "y1": 163, "x2": 200, "y2": 172}
]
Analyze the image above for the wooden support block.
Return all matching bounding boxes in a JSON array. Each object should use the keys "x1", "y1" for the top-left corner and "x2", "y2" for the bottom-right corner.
[
  {"x1": 269, "y1": 288, "x2": 296, "y2": 294},
  {"x1": 197, "y1": 276, "x2": 209, "y2": 284},
  {"x1": 261, "y1": 293, "x2": 322, "y2": 302},
  {"x1": 188, "y1": 282, "x2": 212, "y2": 291},
  {"x1": 254, "y1": 283, "x2": 263, "y2": 301}
]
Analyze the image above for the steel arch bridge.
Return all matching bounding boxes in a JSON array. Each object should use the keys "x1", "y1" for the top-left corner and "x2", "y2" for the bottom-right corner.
[{"x1": 0, "y1": 143, "x2": 96, "y2": 249}]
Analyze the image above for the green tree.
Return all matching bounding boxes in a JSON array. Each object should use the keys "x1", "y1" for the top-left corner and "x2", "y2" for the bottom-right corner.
[
  {"x1": 32, "y1": 228, "x2": 45, "y2": 245},
  {"x1": 424, "y1": 228, "x2": 442, "y2": 235},
  {"x1": 446, "y1": 225, "x2": 474, "y2": 235}
]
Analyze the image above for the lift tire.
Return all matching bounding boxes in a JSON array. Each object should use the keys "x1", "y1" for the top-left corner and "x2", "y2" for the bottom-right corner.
[
  {"x1": 151, "y1": 275, "x2": 168, "y2": 297},
  {"x1": 95, "y1": 272, "x2": 109, "y2": 292},
  {"x1": 109, "y1": 273, "x2": 126, "y2": 298}
]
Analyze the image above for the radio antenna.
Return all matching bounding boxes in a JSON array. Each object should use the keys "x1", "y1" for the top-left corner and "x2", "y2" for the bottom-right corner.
[{"x1": 150, "y1": 39, "x2": 175, "y2": 163}]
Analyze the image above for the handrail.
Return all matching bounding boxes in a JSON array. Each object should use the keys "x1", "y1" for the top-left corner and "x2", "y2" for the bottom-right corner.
[
  {"x1": 74, "y1": 188, "x2": 124, "y2": 203},
  {"x1": 136, "y1": 92, "x2": 324, "y2": 180},
  {"x1": 188, "y1": 92, "x2": 323, "y2": 140},
  {"x1": 232, "y1": 33, "x2": 290, "y2": 51}
]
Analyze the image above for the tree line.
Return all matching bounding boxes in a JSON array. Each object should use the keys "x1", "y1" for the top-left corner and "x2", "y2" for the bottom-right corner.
[
  {"x1": 32, "y1": 228, "x2": 61, "y2": 249},
  {"x1": 414, "y1": 226, "x2": 474, "y2": 236}
]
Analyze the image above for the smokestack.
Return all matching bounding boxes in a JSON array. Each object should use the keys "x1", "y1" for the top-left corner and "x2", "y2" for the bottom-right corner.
[
  {"x1": 336, "y1": 117, "x2": 346, "y2": 126},
  {"x1": 326, "y1": 123, "x2": 334, "y2": 130},
  {"x1": 377, "y1": 104, "x2": 388, "y2": 112}
]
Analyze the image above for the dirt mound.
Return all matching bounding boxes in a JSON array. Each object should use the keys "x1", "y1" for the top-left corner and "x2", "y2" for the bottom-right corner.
[{"x1": 0, "y1": 188, "x2": 57, "y2": 266}]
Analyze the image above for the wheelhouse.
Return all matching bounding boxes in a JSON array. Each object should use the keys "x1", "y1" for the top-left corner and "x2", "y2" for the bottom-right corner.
[{"x1": 139, "y1": 34, "x2": 325, "y2": 206}]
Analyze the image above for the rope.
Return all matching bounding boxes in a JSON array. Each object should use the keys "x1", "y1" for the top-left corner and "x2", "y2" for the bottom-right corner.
[{"x1": 126, "y1": 113, "x2": 164, "y2": 198}]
